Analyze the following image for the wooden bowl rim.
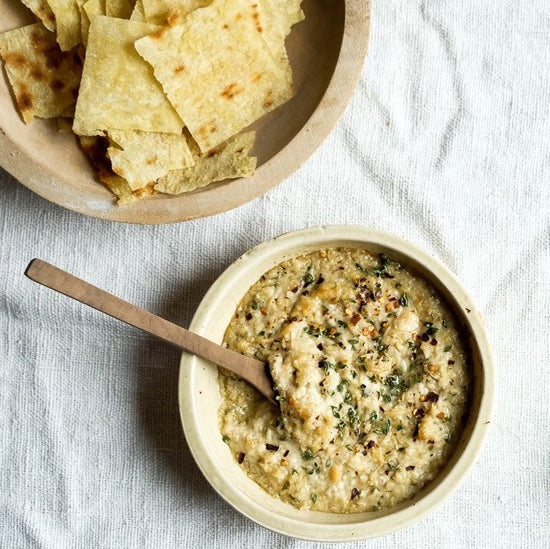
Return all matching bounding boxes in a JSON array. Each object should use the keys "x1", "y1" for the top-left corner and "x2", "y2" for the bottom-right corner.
[{"x1": 0, "y1": 0, "x2": 370, "y2": 224}]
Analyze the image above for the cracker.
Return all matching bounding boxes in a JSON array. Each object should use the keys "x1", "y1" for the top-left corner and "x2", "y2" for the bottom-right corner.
[
  {"x1": 141, "y1": 0, "x2": 208, "y2": 25},
  {"x1": 0, "y1": 23, "x2": 82, "y2": 123},
  {"x1": 20, "y1": 0, "x2": 57, "y2": 32},
  {"x1": 154, "y1": 131, "x2": 256, "y2": 195},
  {"x1": 130, "y1": 0, "x2": 146, "y2": 21},
  {"x1": 46, "y1": 0, "x2": 82, "y2": 50},
  {"x1": 107, "y1": 129, "x2": 195, "y2": 190},
  {"x1": 79, "y1": 135, "x2": 156, "y2": 204},
  {"x1": 134, "y1": 0, "x2": 294, "y2": 152},
  {"x1": 260, "y1": 0, "x2": 304, "y2": 61},
  {"x1": 105, "y1": 0, "x2": 133, "y2": 19},
  {"x1": 81, "y1": 0, "x2": 105, "y2": 45},
  {"x1": 73, "y1": 16, "x2": 183, "y2": 136}
]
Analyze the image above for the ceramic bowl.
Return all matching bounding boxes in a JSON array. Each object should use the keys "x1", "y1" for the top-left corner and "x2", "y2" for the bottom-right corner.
[
  {"x1": 0, "y1": 1, "x2": 370, "y2": 223},
  {"x1": 178, "y1": 226, "x2": 494, "y2": 541}
]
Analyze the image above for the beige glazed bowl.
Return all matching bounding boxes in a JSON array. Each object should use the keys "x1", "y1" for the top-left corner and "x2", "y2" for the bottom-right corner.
[
  {"x1": 0, "y1": 1, "x2": 370, "y2": 223},
  {"x1": 179, "y1": 226, "x2": 494, "y2": 541}
]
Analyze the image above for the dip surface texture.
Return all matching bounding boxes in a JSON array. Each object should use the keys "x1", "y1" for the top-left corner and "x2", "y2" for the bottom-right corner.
[{"x1": 219, "y1": 248, "x2": 470, "y2": 512}]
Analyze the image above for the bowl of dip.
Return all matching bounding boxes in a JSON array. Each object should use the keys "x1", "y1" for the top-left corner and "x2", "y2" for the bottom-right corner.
[{"x1": 178, "y1": 226, "x2": 493, "y2": 541}]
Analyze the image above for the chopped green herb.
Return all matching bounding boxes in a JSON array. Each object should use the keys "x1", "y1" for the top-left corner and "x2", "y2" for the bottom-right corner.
[
  {"x1": 347, "y1": 406, "x2": 359, "y2": 427},
  {"x1": 304, "y1": 266, "x2": 315, "y2": 284},
  {"x1": 222, "y1": 435, "x2": 230, "y2": 443},
  {"x1": 311, "y1": 493, "x2": 317, "y2": 503},
  {"x1": 399, "y1": 294, "x2": 410, "y2": 307},
  {"x1": 302, "y1": 449, "x2": 314, "y2": 461},
  {"x1": 304, "y1": 462, "x2": 320, "y2": 475},
  {"x1": 373, "y1": 254, "x2": 391, "y2": 277},
  {"x1": 424, "y1": 321, "x2": 439, "y2": 336},
  {"x1": 318, "y1": 360, "x2": 334, "y2": 374},
  {"x1": 374, "y1": 419, "x2": 391, "y2": 435},
  {"x1": 355, "y1": 262, "x2": 370, "y2": 276},
  {"x1": 444, "y1": 344, "x2": 452, "y2": 352}
]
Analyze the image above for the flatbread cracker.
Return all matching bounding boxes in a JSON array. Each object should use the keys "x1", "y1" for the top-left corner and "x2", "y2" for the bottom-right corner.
[
  {"x1": 105, "y1": 0, "x2": 133, "y2": 19},
  {"x1": 154, "y1": 131, "x2": 256, "y2": 195},
  {"x1": 134, "y1": 0, "x2": 294, "y2": 152},
  {"x1": 20, "y1": 0, "x2": 57, "y2": 32},
  {"x1": 0, "y1": 23, "x2": 82, "y2": 123},
  {"x1": 73, "y1": 16, "x2": 183, "y2": 136},
  {"x1": 130, "y1": 0, "x2": 146, "y2": 21},
  {"x1": 79, "y1": 135, "x2": 156, "y2": 204},
  {"x1": 260, "y1": 0, "x2": 304, "y2": 61},
  {"x1": 141, "y1": 0, "x2": 208, "y2": 25},
  {"x1": 81, "y1": 0, "x2": 105, "y2": 45},
  {"x1": 46, "y1": 0, "x2": 82, "y2": 50},
  {"x1": 107, "y1": 129, "x2": 195, "y2": 190}
]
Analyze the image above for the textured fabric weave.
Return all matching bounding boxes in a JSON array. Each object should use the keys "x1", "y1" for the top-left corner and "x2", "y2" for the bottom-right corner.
[{"x1": 1, "y1": 0, "x2": 549, "y2": 547}]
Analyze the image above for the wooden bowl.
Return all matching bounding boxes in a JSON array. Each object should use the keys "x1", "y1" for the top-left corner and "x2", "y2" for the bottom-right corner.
[{"x1": 0, "y1": 1, "x2": 370, "y2": 223}]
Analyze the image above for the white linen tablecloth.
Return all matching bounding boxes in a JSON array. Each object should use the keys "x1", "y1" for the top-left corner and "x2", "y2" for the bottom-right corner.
[{"x1": 1, "y1": 0, "x2": 549, "y2": 547}]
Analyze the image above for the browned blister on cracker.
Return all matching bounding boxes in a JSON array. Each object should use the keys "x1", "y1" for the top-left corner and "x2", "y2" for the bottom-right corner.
[
  {"x1": 135, "y1": 0, "x2": 294, "y2": 152},
  {"x1": 0, "y1": 23, "x2": 82, "y2": 123}
]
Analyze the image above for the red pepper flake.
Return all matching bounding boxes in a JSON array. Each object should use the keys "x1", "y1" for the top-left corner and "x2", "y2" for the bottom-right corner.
[
  {"x1": 426, "y1": 391, "x2": 439, "y2": 403},
  {"x1": 366, "y1": 440, "x2": 376, "y2": 449},
  {"x1": 430, "y1": 338, "x2": 438, "y2": 346},
  {"x1": 266, "y1": 443, "x2": 279, "y2": 451},
  {"x1": 448, "y1": 359, "x2": 455, "y2": 365},
  {"x1": 245, "y1": 313, "x2": 252, "y2": 320},
  {"x1": 283, "y1": 449, "x2": 290, "y2": 458},
  {"x1": 351, "y1": 488, "x2": 361, "y2": 500},
  {"x1": 406, "y1": 465, "x2": 415, "y2": 471},
  {"x1": 237, "y1": 452, "x2": 245, "y2": 464},
  {"x1": 414, "y1": 408, "x2": 426, "y2": 419}
]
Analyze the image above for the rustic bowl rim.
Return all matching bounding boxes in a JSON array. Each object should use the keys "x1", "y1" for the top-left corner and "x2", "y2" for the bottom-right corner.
[{"x1": 178, "y1": 225, "x2": 494, "y2": 541}]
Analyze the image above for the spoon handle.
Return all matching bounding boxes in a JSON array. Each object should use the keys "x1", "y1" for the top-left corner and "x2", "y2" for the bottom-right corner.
[{"x1": 25, "y1": 259, "x2": 275, "y2": 403}]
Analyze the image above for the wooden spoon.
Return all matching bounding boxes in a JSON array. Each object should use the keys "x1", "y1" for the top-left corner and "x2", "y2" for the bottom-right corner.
[{"x1": 25, "y1": 259, "x2": 276, "y2": 404}]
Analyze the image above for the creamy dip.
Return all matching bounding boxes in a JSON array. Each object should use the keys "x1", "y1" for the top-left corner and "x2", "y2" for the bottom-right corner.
[{"x1": 219, "y1": 248, "x2": 470, "y2": 513}]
